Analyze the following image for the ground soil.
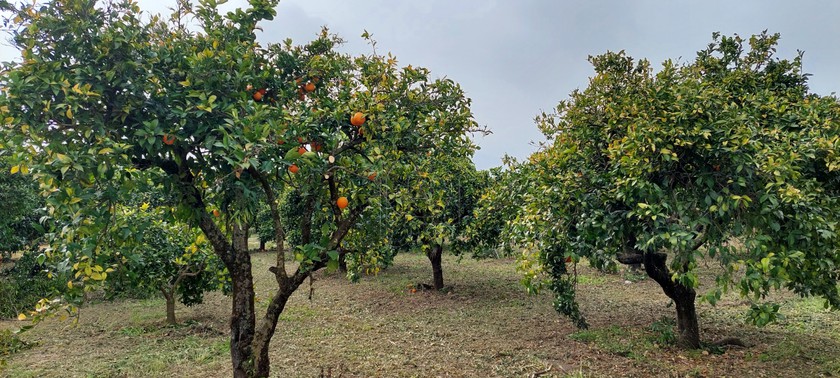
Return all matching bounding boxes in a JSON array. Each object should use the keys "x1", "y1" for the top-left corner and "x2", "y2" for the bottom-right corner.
[{"x1": 1, "y1": 252, "x2": 838, "y2": 377}]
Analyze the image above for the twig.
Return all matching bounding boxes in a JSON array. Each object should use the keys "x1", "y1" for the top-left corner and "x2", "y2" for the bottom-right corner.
[{"x1": 529, "y1": 364, "x2": 553, "y2": 378}]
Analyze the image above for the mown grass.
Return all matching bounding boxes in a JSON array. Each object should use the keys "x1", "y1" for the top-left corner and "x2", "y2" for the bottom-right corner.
[{"x1": 1, "y1": 251, "x2": 838, "y2": 377}]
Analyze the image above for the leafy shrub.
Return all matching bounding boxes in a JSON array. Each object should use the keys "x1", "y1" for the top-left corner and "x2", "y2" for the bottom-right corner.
[
  {"x1": 0, "y1": 328, "x2": 34, "y2": 366},
  {"x1": 0, "y1": 248, "x2": 68, "y2": 319},
  {"x1": 107, "y1": 209, "x2": 230, "y2": 304},
  {"x1": 648, "y1": 317, "x2": 676, "y2": 346},
  {"x1": 0, "y1": 161, "x2": 45, "y2": 259}
]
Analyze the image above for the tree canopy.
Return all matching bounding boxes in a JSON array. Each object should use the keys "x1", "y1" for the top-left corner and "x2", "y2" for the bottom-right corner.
[
  {"x1": 0, "y1": 0, "x2": 480, "y2": 376},
  {"x1": 513, "y1": 32, "x2": 840, "y2": 347}
]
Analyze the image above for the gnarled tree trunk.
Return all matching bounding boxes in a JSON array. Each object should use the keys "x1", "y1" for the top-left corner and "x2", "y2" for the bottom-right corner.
[
  {"x1": 642, "y1": 252, "x2": 700, "y2": 348},
  {"x1": 426, "y1": 244, "x2": 444, "y2": 290}
]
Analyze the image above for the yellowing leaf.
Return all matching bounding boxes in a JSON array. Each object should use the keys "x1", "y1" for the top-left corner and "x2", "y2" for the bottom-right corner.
[
  {"x1": 17, "y1": 313, "x2": 27, "y2": 321},
  {"x1": 21, "y1": 165, "x2": 29, "y2": 174},
  {"x1": 10, "y1": 165, "x2": 19, "y2": 174},
  {"x1": 66, "y1": 108, "x2": 73, "y2": 119},
  {"x1": 67, "y1": 280, "x2": 73, "y2": 289}
]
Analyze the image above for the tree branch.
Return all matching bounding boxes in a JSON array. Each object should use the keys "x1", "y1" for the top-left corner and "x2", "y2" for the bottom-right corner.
[
  {"x1": 289, "y1": 203, "x2": 367, "y2": 286},
  {"x1": 152, "y1": 154, "x2": 234, "y2": 266},
  {"x1": 332, "y1": 136, "x2": 364, "y2": 157},
  {"x1": 326, "y1": 175, "x2": 341, "y2": 221},
  {"x1": 247, "y1": 166, "x2": 287, "y2": 281}
]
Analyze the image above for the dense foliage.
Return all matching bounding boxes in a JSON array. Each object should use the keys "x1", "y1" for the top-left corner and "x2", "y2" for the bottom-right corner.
[
  {"x1": 388, "y1": 153, "x2": 484, "y2": 289},
  {"x1": 0, "y1": 247, "x2": 69, "y2": 319},
  {"x1": 0, "y1": 0, "x2": 479, "y2": 375},
  {"x1": 513, "y1": 32, "x2": 840, "y2": 347},
  {"x1": 0, "y1": 161, "x2": 44, "y2": 257},
  {"x1": 107, "y1": 206, "x2": 229, "y2": 324}
]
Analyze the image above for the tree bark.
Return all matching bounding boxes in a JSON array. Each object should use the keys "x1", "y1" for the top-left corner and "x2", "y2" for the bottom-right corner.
[
  {"x1": 259, "y1": 240, "x2": 266, "y2": 252},
  {"x1": 161, "y1": 289, "x2": 177, "y2": 325},
  {"x1": 642, "y1": 251, "x2": 700, "y2": 348},
  {"x1": 229, "y1": 223, "x2": 257, "y2": 378},
  {"x1": 170, "y1": 159, "x2": 261, "y2": 376},
  {"x1": 251, "y1": 280, "x2": 299, "y2": 376},
  {"x1": 674, "y1": 289, "x2": 700, "y2": 348},
  {"x1": 338, "y1": 248, "x2": 348, "y2": 273},
  {"x1": 426, "y1": 244, "x2": 444, "y2": 290}
]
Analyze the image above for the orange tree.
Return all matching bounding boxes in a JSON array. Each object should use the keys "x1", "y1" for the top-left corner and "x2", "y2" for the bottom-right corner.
[
  {"x1": 513, "y1": 33, "x2": 840, "y2": 348},
  {"x1": 106, "y1": 203, "x2": 228, "y2": 325},
  {"x1": 463, "y1": 163, "x2": 531, "y2": 259},
  {"x1": 0, "y1": 0, "x2": 478, "y2": 376},
  {"x1": 388, "y1": 152, "x2": 484, "y2": 290}
]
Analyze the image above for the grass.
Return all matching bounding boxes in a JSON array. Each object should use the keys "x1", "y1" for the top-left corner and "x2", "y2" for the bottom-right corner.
[{"x1": 1, "y1": 251, "x2": 838, "y2": 377}]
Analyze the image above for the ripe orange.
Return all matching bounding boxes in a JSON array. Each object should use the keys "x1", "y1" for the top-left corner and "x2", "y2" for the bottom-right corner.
[
  {"x1": 297, "y1": 137, "x2": 305, "y2": 143},
  {"x1": 350, "y1": 112, "x2": 366, "y2": 126},
  {"x1": 253, "y1": 91, "x2": 264, "y2": 101},
  {"x1": 311, "y1": 142, "x2": 323, "y2": 152},
  {"x1": 162, "y1": 134, "x2": 176, "y2": 145},
  {"x1": 213, "y1": 209, "x2": 221, "y2": 217},
  {"x1": 368, "y1": 172, "x2": 377, "y2": 181},
  {"x1": 277, "y1": 139, "x2": 285, "y2": 145},
  {"x1": 289, "y1": 164, "x2": 299, "y2": 174},
  {"x1": 246, "y1": 84, "x2": 253, "y2": 91},
  {"x1": 336, "y1": 196, "x2": 348, "y2": 210},
  {"x1": 304, "y1": 82, "x2": 315, "y2": 92},
  {"x1": 297, "y1": 146, "x2": 307, "y2": 155}
]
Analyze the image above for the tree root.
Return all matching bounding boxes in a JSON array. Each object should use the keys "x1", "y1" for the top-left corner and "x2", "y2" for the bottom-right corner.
[
  {"x1": 711, "y1": 337, "x2": 748, "y2": 348},
  {"x1": 415, "y1": 283, "x2": 435, "y2": 290}
]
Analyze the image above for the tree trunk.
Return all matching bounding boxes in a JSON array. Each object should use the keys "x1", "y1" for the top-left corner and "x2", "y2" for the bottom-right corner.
[
  {"x1": 338, "y1": 247, "x2": 348, "y2": 273},
  {"x1": 426, "y1": 244, "x2": 444, "y2": 290},
  {"x1": 161, "y1": 288, "x2": 177, "y2": 325},
  {"x1": 642, "y1": 251, "x2": 700, "y2": 348},
  {"x1": 674, "y1": 289, "x2": 700, "y2": 348},
  {"x1": 229, "y1": 224, "x2": 257, "y2": 378},
  {"x1": 189, "y1": 167, "x2": 366, "y2": 377},
  {"x1": 252, "y1": 287, "x2": 294, "y2": 376},
  {"x1": 259, "y1": 240, "x2": 266, "y2": 252}
]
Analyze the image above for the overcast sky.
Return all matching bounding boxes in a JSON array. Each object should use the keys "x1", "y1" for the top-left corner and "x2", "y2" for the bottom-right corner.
[{"x1": 2, "y1": 1, "x2": 838, "y2": 169}]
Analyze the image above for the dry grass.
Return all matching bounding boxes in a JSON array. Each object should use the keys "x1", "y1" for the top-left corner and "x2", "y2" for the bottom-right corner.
[{"x1": 1, "y1": 251, "x2": 838, "y2": 377}]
